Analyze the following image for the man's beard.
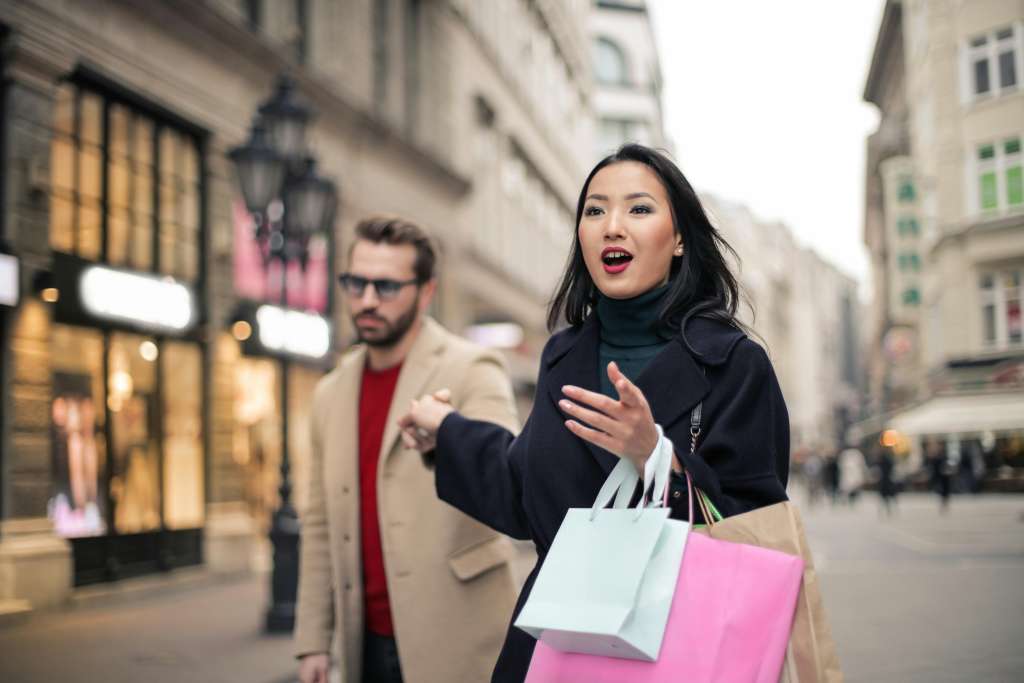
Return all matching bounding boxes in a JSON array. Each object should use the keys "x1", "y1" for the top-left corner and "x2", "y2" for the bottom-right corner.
[{"x1": 353, "y1": 300, "x2": 419, "y2": 348}]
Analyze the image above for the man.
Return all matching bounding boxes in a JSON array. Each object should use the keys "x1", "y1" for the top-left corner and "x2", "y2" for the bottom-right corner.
[{"x1": 295, "y1": 216, "x2": 522, "y2": 683}]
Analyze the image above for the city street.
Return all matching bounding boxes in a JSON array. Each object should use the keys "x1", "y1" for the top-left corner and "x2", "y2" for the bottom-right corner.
[
  {"x1": 801, "y1": 491, "x2": 1024, "y2": 682},
  {"x1": 0, "y1": 571, "x2": 297, "y2": 683},
  {"x1": 1, "y1": 492, "x2": 1021, "y2": 682}
]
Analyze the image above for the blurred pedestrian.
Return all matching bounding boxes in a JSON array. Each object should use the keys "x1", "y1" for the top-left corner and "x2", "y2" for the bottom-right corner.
[
  {"x1": 925, "y1": 437, "x2": 953, "y2": 514},
  {"x1": 824, "y1": 451, "x2": 841, "y2": 506},
  {"x1": 294, "y1": 217, "x2": 521, "y2": 683},
  {"x1": 874, "y1": 447, "x2": 898, "y2": 517},
  {"x1": 838, "y1": 446, "x2": 868, "y2": 506},
  {"x1": 399, "y1": 144, "x2": 791, "y2": 682},
  {"x1": 803, "y1": 450, "x2": 825, "y2": 508}
]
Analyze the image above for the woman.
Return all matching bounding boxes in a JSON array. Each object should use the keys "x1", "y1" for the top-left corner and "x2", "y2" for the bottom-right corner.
[{"x1": 398, "y1": 144, "x2": 790, "y2": 682}]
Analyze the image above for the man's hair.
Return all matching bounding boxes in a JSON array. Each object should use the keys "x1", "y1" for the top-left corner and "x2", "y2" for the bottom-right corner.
[{"x1": 351, "y1": 216, "x2": 437, "y2": 283}]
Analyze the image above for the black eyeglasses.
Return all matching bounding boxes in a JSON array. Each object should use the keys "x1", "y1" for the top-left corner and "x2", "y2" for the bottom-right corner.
[{"x1": 337, "y1": 273, "x2": 420, "y2": 300}]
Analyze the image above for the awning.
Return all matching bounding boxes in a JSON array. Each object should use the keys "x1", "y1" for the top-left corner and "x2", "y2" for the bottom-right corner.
[{"x1": 888, "y1": 391, "x2": 1024, "y2": 437}]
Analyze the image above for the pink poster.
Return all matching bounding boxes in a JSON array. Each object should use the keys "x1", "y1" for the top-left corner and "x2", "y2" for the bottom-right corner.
[{"x1": 233, "y1": 200, "x2": 329, "y2": 313}]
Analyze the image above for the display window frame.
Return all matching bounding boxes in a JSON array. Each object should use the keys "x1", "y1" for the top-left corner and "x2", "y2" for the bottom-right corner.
[{"x1": 45, "y1": 69, "x2": 211, "y2": 585}]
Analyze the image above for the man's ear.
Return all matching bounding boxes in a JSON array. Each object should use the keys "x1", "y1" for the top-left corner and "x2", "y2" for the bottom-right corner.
[{"x1": 417, "y1": 278, "x2": 438, "y2": 312}]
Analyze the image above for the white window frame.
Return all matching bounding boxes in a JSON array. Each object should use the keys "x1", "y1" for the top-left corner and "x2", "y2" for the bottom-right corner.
[
  {"x1": 593, "y1": 36, "x2": 630, "y2": 87},
  {"x1": 968, "y1": 134, "x2": 1024, "y2": 215},
  {"x1": 978, "y1": 268, "x2": 1024, "y2": 349},
  {"x1": 960, "y1": 22, "x2": 1024, "y2": 104}
]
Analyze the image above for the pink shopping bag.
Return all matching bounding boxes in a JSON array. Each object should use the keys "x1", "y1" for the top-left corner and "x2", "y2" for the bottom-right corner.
[{"x1": 524, "y1": 529, "x2": 804, "y2": 683}]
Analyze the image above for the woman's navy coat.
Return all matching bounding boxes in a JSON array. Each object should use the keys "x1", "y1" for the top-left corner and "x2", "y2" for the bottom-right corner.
[{"x1": 433, "y1": 314, "x2": 791, "y2": 683}]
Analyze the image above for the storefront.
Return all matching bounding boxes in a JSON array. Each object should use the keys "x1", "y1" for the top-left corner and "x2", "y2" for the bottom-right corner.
[
  {"x1": 226, "y1": 201, "x2": 333, "y2": 537},
  {"x1": 43, "y1": 76, "x2": 208, "y2": 584}
]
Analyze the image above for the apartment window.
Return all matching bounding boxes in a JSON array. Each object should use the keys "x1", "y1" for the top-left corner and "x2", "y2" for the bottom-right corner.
[
  {"x1": 373, "y1": 0, "x2": 390, "y2": 111},
  {"x1": 897, "y1": 217, "x2": 920, "y2": 236},
  {"x1": 294, "y1": 0, "x2": 310, "y2": 64},
  {"x1": 245, "y1": 0, "x2": 261, "y2": 30},
  {"x1": 964, "y1": 25, "x2": 1021, "y2": 101},
  {"x1": 974, "y1": 136, "x2": 1023, "y2": 214},
  {"x1": 403, "y1": 0, "x2": 421, "y2": 136},
  {"x1": 897, "y1": 176, "x2": 916, "y2": 202},
  {"x1": 902, "y1": 287, "x2": 921, "y2": 306},
  {"x1": 594, "y1": 37, "x2": 629, "y2": 86},
  {"x1": 598, "y1": 118, "x2": 630, "y2": 153},
  {"x1": 980, "y1": 269, "x2": 1023, "y2": 347},
  {"x1": 898, "y1": 252, "x2": 921, "y2": 271},
  {"x1": 49, "y1": 82, "x2": 202, "y2": 281}
]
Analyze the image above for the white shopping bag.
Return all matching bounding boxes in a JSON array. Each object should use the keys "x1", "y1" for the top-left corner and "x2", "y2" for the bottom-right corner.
[{"x1": 514, "y1": 429, "x2": 689, "y2": 661}]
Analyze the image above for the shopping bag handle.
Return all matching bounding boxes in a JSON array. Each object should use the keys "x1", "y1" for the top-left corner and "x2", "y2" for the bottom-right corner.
[{"x1": 590, "y1": 425, "x2": 674, "y2": 521}]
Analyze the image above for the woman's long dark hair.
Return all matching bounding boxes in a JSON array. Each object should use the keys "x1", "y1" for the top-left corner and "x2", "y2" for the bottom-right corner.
[{"x1": 547, "y1": 144, "x2": 747, "y2": 346}]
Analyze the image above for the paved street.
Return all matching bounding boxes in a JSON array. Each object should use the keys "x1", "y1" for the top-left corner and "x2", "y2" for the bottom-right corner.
[
  {"x1": 1, "y1": 493, "x2": 1022, "y2": 682},
  {"x1": 0, "y1": 571, "x2": 297, "y2": 683},
  {"x1": 799, "y1": 491, "x2": 1024, "y2": 682}
]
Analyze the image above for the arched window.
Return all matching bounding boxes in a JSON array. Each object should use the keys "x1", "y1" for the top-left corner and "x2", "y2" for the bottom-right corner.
[{"x1": 593, "y1": 37, "x2": 629, "y2": 86}]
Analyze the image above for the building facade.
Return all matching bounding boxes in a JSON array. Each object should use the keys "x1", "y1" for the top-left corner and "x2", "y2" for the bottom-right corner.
[
  {"x1": 589, "y1": 0, "x2": 667, "y2": 159},
  {"x1": 702, "y1": 195, "x2": 861, "y2": 460},
  {"x1": 0, "y1": 0, "x2": 592, "y2": 612},
  {"x1": 861, "y1": 0, "x2": 1024, "y2": 488}
]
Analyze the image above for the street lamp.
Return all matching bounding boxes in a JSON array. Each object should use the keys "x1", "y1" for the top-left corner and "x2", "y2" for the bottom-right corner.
[{"x1": 229, "y1": 75, "x2": 338, "y2": 634}]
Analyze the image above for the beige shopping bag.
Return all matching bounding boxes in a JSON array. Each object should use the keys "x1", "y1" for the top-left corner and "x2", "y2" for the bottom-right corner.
[{"x1": 694, "y1": 500, "x2": 843, "y2": 682}]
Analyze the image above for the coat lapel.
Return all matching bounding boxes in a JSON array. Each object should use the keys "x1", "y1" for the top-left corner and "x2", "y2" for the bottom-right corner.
[
  {"x1": 634, "y1": 337, "x2": 710, "y2": 432},
  {"x1": 545, "y1": 316, "x2": 712, "y2": 475},
  {"x1": 325, "y1": 346, "x2": 364, "y2": 505},
  {"x1": 544, "y1": 317, "x2": 620, "y2": 475},
  {"x1": 378, "y1": 317, "x2": 446, "y2": 465}
]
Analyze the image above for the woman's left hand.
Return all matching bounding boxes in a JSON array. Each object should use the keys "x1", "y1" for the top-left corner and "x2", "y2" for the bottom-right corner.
[{"x1": 560, "y1": 361, "x2": 660, "y2": 472}]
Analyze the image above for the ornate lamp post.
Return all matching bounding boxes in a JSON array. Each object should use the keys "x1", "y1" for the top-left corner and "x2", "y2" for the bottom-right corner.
[{"x1": 229, "y1": 76, "x2": 338, "y2": 633}]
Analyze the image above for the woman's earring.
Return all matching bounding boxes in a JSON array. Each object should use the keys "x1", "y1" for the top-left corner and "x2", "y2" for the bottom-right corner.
[{"x1": 674, "y1": 246, "x2": 684, "y2": 257}]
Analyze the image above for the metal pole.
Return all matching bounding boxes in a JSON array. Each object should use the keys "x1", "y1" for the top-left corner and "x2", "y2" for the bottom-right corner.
[{"x1": 265, "y1": 223, "x2": 300, "y2": 633}]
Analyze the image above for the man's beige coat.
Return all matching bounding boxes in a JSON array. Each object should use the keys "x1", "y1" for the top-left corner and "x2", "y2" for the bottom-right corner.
[{"x1": 294, "y1": 317, "x2": 523, "y2": 683}]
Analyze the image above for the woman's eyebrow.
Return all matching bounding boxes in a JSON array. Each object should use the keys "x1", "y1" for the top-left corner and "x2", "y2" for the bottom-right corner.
[{"x1": 585, "y1": 192, "x2": 658, "y2": 202}]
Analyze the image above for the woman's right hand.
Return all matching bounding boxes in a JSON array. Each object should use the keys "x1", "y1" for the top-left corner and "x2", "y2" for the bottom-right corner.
[{"x1": 398, "y1": 389, "x2": 454, "y2": 452}]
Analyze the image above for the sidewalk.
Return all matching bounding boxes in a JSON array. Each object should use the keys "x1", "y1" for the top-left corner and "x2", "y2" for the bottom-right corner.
[{"x1": 0, "y1": 571, "x2": 299, "y2": 683}]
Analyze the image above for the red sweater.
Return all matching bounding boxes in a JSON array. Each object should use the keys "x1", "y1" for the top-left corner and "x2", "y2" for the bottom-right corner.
[{"x1": 358, "y1": 361, "x2": 403, "y2": 636}]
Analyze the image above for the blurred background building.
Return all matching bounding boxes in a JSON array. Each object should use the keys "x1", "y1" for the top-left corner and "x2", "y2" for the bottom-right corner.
[
  {"x1": 0, "y1": 0, "x2": 925, "y2": 619},
  {"x1": 703, "y1": 196, "x2": 862, "y2": 463},
  {"x1": 857, "y1": 0, "x2": 1024, "y2": 489},
  {"x1": 589, "y1": 0, "x2": 668, "y2": 158},
  {"x1": 0, "y1": 0, "x2": 592, "y2": 613}
]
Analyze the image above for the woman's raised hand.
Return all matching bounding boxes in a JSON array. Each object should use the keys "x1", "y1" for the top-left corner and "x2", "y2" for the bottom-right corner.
[
  {"x1": 559, "y1": 361, "x2": 660, "y2": 472},
  {"x1": 398, "y1": 388, "x2": 454, "y2": 452}
]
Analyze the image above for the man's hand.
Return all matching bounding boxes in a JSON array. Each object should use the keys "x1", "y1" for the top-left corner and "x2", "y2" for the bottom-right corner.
[
  {"x1": 298, "y1": 653, "x2": 330, "y2": 683},
  {"x1": 398, "y1": 388, "x2": 454, "y2": 452}
]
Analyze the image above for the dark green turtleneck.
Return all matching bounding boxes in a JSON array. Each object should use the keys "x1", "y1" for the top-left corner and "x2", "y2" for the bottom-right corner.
[{"x1": 596, "y1": 284, "x2": 674, "y2": 399}]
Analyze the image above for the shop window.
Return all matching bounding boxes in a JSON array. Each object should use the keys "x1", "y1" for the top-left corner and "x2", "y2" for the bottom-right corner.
[
  {"x1": 234, "y1": 356, "x2": 282, "y2": 532},
  {"x1": 162, "y1": 341, "x2": 205, "y2": 529},
  {"x1": 48, "y1": 82, "x2": 201, "y2": 281},
  {"x1": 233, "y1": 353, "x2": 323, "y2": 529},
  {"x1": 109, "y1": 332, "x2": 160, "y2": 534},
  {"x1": 48, "y1": 325, "x2": 206, "y2": 538},
  {"x1": 49, "y1": 326, "x2": 107, "y2": 538}
]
